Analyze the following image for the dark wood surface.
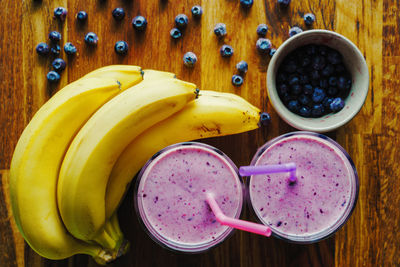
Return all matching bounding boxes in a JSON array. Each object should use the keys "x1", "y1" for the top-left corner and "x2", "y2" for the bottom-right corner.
[{"x1": 1, "y1": 0, "x2": 399, "y2": 266}]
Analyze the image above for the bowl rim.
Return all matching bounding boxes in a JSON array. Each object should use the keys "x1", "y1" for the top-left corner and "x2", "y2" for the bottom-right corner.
[{"x1": 266, "y1": 29, "x2": 369, "y2": 133}]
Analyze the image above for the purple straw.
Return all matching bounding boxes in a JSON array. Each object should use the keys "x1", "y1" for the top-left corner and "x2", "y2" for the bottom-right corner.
[{"x1": 239, "y1": 163, "x2": 297, "y2": 182}]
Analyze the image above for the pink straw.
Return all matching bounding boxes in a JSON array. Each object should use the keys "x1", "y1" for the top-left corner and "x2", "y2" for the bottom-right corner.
[
  {"x1": 205, "y1": 193, "x2": 271, "y2": 237},
  {"x1": 239, "y1": 163, "x2": 297, "y2": 183}
]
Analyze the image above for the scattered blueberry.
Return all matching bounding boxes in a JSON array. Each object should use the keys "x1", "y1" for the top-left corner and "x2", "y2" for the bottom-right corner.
[
  {"x1": 114, "y1": 41, "x2": 128, "y2": 55},
  {"x1": 240, "y1": 0, "x2": 254, "y2": 8},
  {"x1": 191, "y1": 5, "x2": 203, "y2": 18},
  {"x1": 236, "y1": 61, "x2": 248, "y2": 74},
  {"x1": 214, "y1": 23, "x2": 227, "y2": 38},
  {"x1": 288, "y1": 100, "x2": 300, "y2": 113},
  {"x1": 49, "y1": 31, "x2": 61, "y2": 43},
  {"x1": 175, "y1": 14, "x2": 189, "y2": 29},
  {"x1": 112, "y1": 8, "x2": 125, "y2": 21},
  {"x1": 50, "y1": 45, "x2": 61, "y2": 56},
  {"x1": 288, "y1": 26, "x2": 303, "y2": 37},
  {"x1": 330, "y1": 97, "x2": 345, "y2": 112},
  {"x1": 256, "y1": 38, "x2": 272, "y2": 54},
  {"x1": 84, "y1": 32, "x2": 98, "y2": 46},
  {"x1": 311, "y1": 104, "x2": 325, "y2": 117},
  {"x1": 312, "y1": 87, "x2": 326, "y2": 103},
  {"x1": 303, "y1": 13, "x2": 316, "y2": 26},
  {"x1": 36, "y1": 43, "x2": 50, "y2": 56},
  {"x1": 52, "y1": 58, "x2": 66, "y2": 72},
  {"x1": 54, "y1": 7, "x2": 67, "y2": 21},
  {"x1": 47, "y1": 71, "x2": 61, "y2": 83},
  {"x1": 299, "y1": 106, "x2": 311, "y2": 117},
  {"x1": 303, "y1": 84, "x2": 313, "y2": 95},
  {"x1": 259, "y1": 112, "x2": 271, "y2": 126},
  {"x1": 256, "y1": 24, "x2": 269, "y2": 37},
  {"x1": 278, "y1": 0, "x2": 291, "y2": 7},
  {"x1": 64, "y1": 42, "x2": 77, "y2": 55},
  {"x1": 183, "y1": 52, "x2": 197, "y2": 67},
  {"x1": 270, "y1": 48, "x2": 277, "y2": 57},
  {"x1": 132, "y1": 16, "x2": 148, "y2": 31},
  {"x1": 220, "y1": 44, "x2": 234, "y2": 57},
  {"x1": 170, "y1": 28, "x2": 182, "y2": 39},
  {"x1": 76, "y1": 11, "x2": 88, "y2": 22},
  {"x1": 232, "y1": 74, "x2": 244, "y2": 86}
]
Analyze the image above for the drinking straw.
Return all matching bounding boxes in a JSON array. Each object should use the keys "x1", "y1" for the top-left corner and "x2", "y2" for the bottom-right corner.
[
  {"x1": 205, "y1": 193, "x2": 271, "y2": 237},
  {"x1": 239, "y1": 163, "x2": 297, "y2": 183}
]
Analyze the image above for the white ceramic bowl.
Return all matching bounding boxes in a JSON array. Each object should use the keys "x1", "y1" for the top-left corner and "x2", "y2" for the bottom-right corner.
[{"x1": 267, "y1": 30, "x2": 369, "y2": 132}]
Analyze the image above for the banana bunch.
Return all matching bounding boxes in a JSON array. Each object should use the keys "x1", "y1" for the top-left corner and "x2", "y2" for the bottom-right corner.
[{"x1": 9, "y1": 66, "x2": 263, "y2": 264}]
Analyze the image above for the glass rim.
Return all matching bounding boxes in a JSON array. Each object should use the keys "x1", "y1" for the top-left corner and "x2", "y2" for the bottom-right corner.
[
  {"x1": 247, "y1": 131, "x2": 359, "y2": 244},
  {"x1": 134, "y1": 141, "x2": 244, "y2": 253}
]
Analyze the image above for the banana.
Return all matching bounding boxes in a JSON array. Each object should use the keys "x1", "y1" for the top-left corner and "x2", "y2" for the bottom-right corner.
[
  {"x1": 58, "y1": 78, "x2": 197, "y2": 242},
  {"x1": 105, "y1": 90, "x2": 261, "y2": 218},
  {"x1": 142, "y1": 69, "x2": 176, "y2": 80},
  {"x1": 9, "y1": 65, "x2": 143, "y2": 261}
]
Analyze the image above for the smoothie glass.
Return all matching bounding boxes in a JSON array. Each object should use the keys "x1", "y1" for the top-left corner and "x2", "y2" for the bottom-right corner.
[
  {"x1": 247, "y1": 132, "x2": 359, "y2": 243},
  {"x1": 135, "y1": 142, "x2": 243, "y2": 252}
]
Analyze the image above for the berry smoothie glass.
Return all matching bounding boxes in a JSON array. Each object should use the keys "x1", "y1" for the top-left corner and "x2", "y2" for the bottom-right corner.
[
  {"x1": 247, "y1": 132, "x2": 358, "y2": 243},
  {"x1": 135, "y1": 142, "x2": 243, "y2": 252}
]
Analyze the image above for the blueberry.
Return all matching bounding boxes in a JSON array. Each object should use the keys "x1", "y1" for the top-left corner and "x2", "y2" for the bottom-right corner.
[
  {"x1": 335, "y1": 64, "x2": 346, "y2": 73},
  {"x1": 76, "y1": 11, "x2": 88, "y2": 22},
  {"x1": 47, "y1": 71, "x2": 61, "y2": 83},
  {"x1": 301, "y1": 56, "x2": 311, "y2": 67},
  {"x1": 114, "y1": 41, "x2": 128, "y2": 55},
  {"x1": 312, "y1": 56, "x2": 326, "y2": 70},
  {"x1": 232, "y1": 74, "x2": 244, "y2": 86},
  {"x1": 299, "y1": 75, "x2": 309, "y2": 84},
  {"x1": 328, "y1": 76, "x2": 337, "y2": 86},
  {"x1": 312, "y1": 87, "x2": 326, "y2": 103},
  {"x1": 283, "y1": 60, "x2": 297, "y2": 73},
  {"x1": 291, "y1": 84, "x2": 302, "y2": 95},
  {"x1": 50, "y1": 45, "x2": 61, "y2": 56},
  {"x1": 240, "y1": 0, "x2": 254, "y2": 8},
  {"x1": 54, "y1": 7, "x2": 67, "y2": 21},
  {"x1": 321, "y1": 64, "x2": 334, "y2": 76},
  {"x1": 299, "y1": 94, "x2": 311, "y2": 105},
  {"x1": 278, "y1": 83, "x2": 289, "y2": 94},
  {"x1": 236, "y1": 61, "x2": 248, "y2": 74},
  {"x1": 303, "y1": 84, "x2": 313, "y2": 95},
  {"x1": 323, "y1": 97, "x2": 334, "y2": 110},
  {"x1": 175, "y1": 14, "x2": 189, "y2": 29},
  {"x1": 64, "y1": 42, "x2": 77, "y2": 55},
  {"x1": 299, "y1": 106, "x2": 311, "y2": 117},
  {"x1": 318, "y1": 45, "x2": 328, "y2": 56},
  {"x1": 52, "y1": 58, "x2": 66, "y2": 72},
  {"x1": 256, "y1": 24, "x2": 268, "y2": 37},
  {"x1": 36, "y1": 43, "x2": 49, "y2": 56},
  {"x1": 330, "y1": 97, "x2": 345, "y2": 112},
  {"x1": 170, "y1": 28, "x2": 182, "y2": 39},
  {"x1": 270, "y1": 48, "x2": 277, "y2": 57},
  {"x1": 319, "y1": 79, "x2": 328, "y2": 88},
  {"x1": 256, "y1": 38, "x2": 272, "y2": 54},
  {"x1": 191, "y1": 5, "x2": 203, "y2": 18},
  {"x1": 183, "y1": 52, "x2": 197, "y2": 67},
  {"x1": 84, "y1": 32, "x2": 98, "y2": 46},
  {"x1": 112, "y1": 8, "x2": 125, "y2": 21},
  {"x1": 327, "y1": 86, "x2": 338, "y2": 96},
  {"x1": 288, "y1": 75, "x2": 299, "y2": 85},
  {"x1": 277, "y1": 72, "x2": 287, "y2": 83},
  {"x1": 296, "y1": 67, "x2": 307, "y2": 75},
  {"x1": 259, "y1": 112, "x2": 271, "y2": 126},
  {"x1": 327, "y1": 50, "x2": 342, "y2": 64},
  {"x1": 303, "y1": 13, "x2": 316, "y2": 26},
  {"x1": 280, "y1": 92, "x2": 292, "y2": 103},
  {"x1": 311, "y1": 104, "x2": 325, "y2": 117},
  {"x1": 288, "y1": 26, "x2": 303, "y2": 37},
  {"x1": 214, "y1": 23, "x2": 227, "y2": 38},
  {"x1": 49, "y1": 31, "x2": 61, "y2": 43},
  {"x1": 337, "y1": 76, "x2": 348, "y2": 90},
  {"x1": 306, "y1": 44, "x2": 317, "y2": 55},
  {"x1": 310, "y1": 70, "x2": 320, "y2": 80},
  {"x1": 278, "y1": 0, "x2": 291, "y2": 7},
  {"x1": 220, "y1": 44, "x2": 234, "y2": 57},
  {"x1": 132, "y1": 16, "x2": 148, "y2": 31},
  {"x1": 287, "y1": 100, "x2": 300, "y2": 113}
]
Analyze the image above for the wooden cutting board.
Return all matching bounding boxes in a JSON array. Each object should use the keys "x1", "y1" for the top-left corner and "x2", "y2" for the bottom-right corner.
[{"x1": 1, "y1": 0, "x2": 399, "y2": 266}]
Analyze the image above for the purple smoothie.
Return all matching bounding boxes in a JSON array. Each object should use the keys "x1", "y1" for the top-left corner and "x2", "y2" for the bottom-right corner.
[
  {"x1": 135, "y1": 142, "x2": 243, "y2": 252},
  {"x1": 249, "y1": 132, "x2": 358, "y2": 243}
]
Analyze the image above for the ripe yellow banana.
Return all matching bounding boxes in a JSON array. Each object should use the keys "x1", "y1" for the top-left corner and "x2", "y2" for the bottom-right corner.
[
  {"x1": 142, "y1": 69, "x2": 176, "y2": 80},
  {"x1": 105, "y1": 90, "x2": 261, "y2": 217},
  {"x1": 9, "y1": 65, "x2": 143, "y2": 262},
  {"x1": 58, "y1": 78, "x2": 197, "y2": 242}
]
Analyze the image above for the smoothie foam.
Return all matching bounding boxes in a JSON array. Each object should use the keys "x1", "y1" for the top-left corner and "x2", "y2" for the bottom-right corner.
[{"x1": 136, "y1": 143, "x2": 243, "y2": 252}]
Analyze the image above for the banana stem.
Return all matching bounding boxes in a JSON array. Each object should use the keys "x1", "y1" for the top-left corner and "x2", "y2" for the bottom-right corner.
[{"x1": 93, "y1": 228, "x2": 120, "y2": 252}]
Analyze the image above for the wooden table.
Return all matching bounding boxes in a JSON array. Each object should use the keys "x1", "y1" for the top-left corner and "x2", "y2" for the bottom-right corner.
[{"x1": 1, "y1": 0, "x2": 398, "y2": 266}]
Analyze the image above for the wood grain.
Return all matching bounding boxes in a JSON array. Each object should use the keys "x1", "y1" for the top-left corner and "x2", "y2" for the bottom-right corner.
[{"x1": 1, "y1": 0, "x2": 399, "y2": 266}]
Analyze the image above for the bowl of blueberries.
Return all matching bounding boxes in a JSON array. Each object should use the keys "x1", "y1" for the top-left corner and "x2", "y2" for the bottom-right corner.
[{"x1": 267, "y1": 29, "x2": 369, "y2": 132}]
